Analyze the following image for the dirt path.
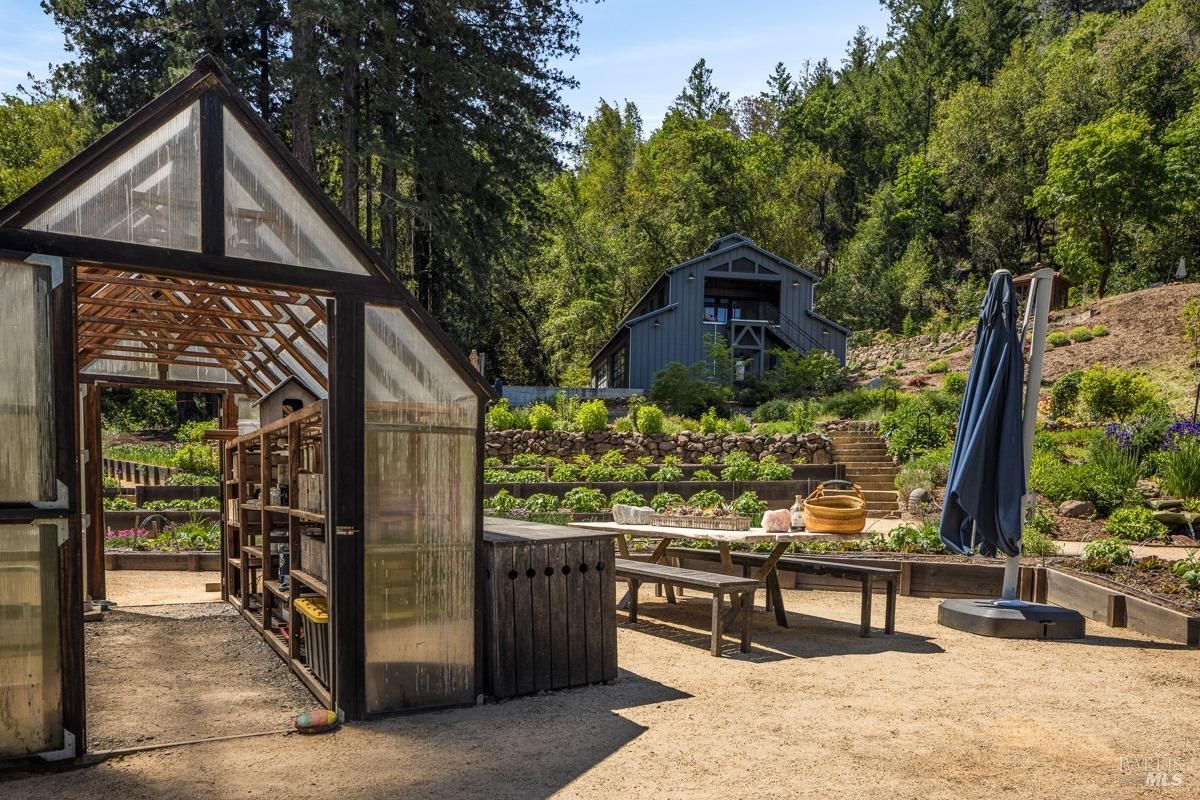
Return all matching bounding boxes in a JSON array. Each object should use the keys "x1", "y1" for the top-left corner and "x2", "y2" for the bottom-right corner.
[
  {"x1": 6, "y1": 589, "x2": 1197, "y2": 798},
  {"x1": 82, "y1": 604, "x2": 315, "y2": 750},
  {"x1": 104, "y1": 570, "x2": 221, "y2": 606}
]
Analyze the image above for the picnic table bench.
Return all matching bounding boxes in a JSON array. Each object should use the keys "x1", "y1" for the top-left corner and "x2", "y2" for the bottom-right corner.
[
  {"x1": 665, "y1": 548, "x2": 898, "y2": 637},
  {"x1": 614, "y1": 558, "x2": 759, "y2": 656}
]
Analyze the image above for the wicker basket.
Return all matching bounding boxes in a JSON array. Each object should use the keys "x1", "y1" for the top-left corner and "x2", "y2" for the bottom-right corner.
[
  {"x1": 649, "y1": 513, "x2": 750, "y2": 531},
  {"x1": 802, "y1": 481, "x2": 868, "y2": 534}
]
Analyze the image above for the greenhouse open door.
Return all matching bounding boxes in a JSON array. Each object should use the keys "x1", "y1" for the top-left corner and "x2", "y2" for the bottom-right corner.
[
  {"x1": 358, "y1": 301, "x2": 480, "y2": 713},
  {"x1": 0, "y1": 255, "x2": 81, "y2": 760}
]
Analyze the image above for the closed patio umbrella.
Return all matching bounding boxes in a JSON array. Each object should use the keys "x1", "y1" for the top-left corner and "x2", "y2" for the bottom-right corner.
[{"x1": 940, "y1": 270, "x2": 1026, "y2": 558}]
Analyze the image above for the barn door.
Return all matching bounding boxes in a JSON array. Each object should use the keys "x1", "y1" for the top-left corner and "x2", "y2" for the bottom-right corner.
[{"x1": 0, "y1": 255, "x2": 78, "y2": 760}]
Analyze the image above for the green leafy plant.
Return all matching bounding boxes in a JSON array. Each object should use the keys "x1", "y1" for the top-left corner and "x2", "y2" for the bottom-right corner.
[
  {"x1": 486, "y1": 490, "x2": 520, "y2": 513},
  {"x1": 895, "y1": 445, "x2": 952, "y2": 498},
  {"x1": 613, "y1": 416, "x2": 635, "y2": 433},
  {"x1": 580, "y1": 462, "x2": 616, "y2": 482},
  {"x1": 1029, "y1": 455, "x2": 1137, "y2": 515},
  {"x1": 1078, "y1": 364, "x2": 1159, "y2": 422},
  {"x1": 650, "y1": 492, "x2": 685, "y2": 511},
  {"x1": 609, "y1": 489, "x2": 647, "y2": 507},
  {"x1": 1047, "y1": 331, "x2": 1071, "y2": 348},
  {"x1": 1086, "y1": 435, "x2": 1139, "y2": 490},
  {"x1": 698, "y1": 454, "x2": 717, "y2": 466},
  {"x1": 511, "y1": 453, "x2": 543, "y2": 467},
  {"x1": 648, "y1": 361, "x2": 729, "y2": 417},
  {"x1": 511, "y1": 469, "x2": 545, "y2": 483},
  {"x1": 614, "y1": 465, "x2": 648, "y2": 482},
  {"x1": 1022, "y1": 509, "x2": 1061, "y2": 556},
  {"x1": 1160, "y1": 439, "x2": 1200, "y2": 499},
  {"x1": 105, "y1": 443, "x2": 178, "y2": 467},
  {"x1": 527, "y1": 403, "x2": 558, "y2": 431},
  {"x1": 1081, "y1": 537, "x2": 1132, "y2": 572},
  {"x1": 172, "y1": 443, "x2": 218, "y2": 475},
  {"x1": 789, "y1": 399, "x2": 816, "y2": 434},
  {"x1": 574, "y1": 399, "x2": 609, "y2": 433},
  {"x1": 636, "y1": 404, "x2": 666, "y2": 434},
  {"x1": 720, "y1": 451, "x2": 757, "y2": 481},
  {"x1": 1090, "y1": 324, "x2": 1109, "y2": 337},
  {"x1": 102, "y1": 496, "x2": 135, "y2": 511},
  {"x1": 926, "y1": 359, "x2": 949, "y2": 374},
  {"x1": 1104, "y1": 505, "x2": 1167, "y2": 542},
  {"x1": 1170, "y1": 552, "x2": 1200, "y2": 591},
  {"x1": 755, "y1": 455, "x2": 792, "y2": 481},
  {"x1": 762, "y1": 348, "x2": 844, "y2": 395},
  {"x1": 1067, "y1": 326, "x2": 1094, "y2": 343},
  {"x1": 942, "y1": 372, "x2": 967, "y2": 395},
  {"x1": 483, "y1": 456, "x2": 503, "y2": 469},
  {"x1": 726, "y1": 414, "x2": 752, "y2": 433},
  {"x1": 650, "y1": 461, "x2": 684, "y2": 481},
  {"x1": 1049, "y1": 370, "x2": 1084, "y2": 419},
  {"x1": 523, "y1": 493, "x2": 561, "y2": 514},
  {"x1": 598, "y1": 450, "x2": 625, "y2": 467},
  {"x1": 867, "y1": 521, "x2": 945, "y2": 554},
  {"x1": 175, "y1": 419, "x2": 218, "y2": 443},
  {"x1": 486, "y1": 399, "x2": 521, "y2": 431},
  {"x1": 880, "y1": 390, "x2": 956, "y2": 461},
  {"x1": 563, "y1": 487, "x2": 606, "y2": 513},
  {"x1": 699, "y1": 407, "x2": 727, "y2": 434},
  {"x1": 483, "y1": 468, "x2": 507, "y2": 483},
  {"x1": 730, "y1": 491, "x2": 768, "y2": 524},
  {"x1": 691, "y1": 468, "x2": 717, "y2": 481},
  {"x1": 166, "y1": 472, "x2": 218, "y2": 486},
  {"x1": 753, "y1": 399, "x2": 792, "y2": 422},
  {"x1": 686, "y1": 489, "x2": 724, "y2": 510},
  {"x1": 819, "y1": 388, "x2": 886, "y2": 420}
]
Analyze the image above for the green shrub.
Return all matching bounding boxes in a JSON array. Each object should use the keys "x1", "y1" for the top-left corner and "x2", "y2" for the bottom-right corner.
[
  {"x1": 614, "y1": 465, "x2": 648, "y2": 482},
  {"x1": 172, "y1": 442, "x2": 216, "y2": 477},
  {"x1": 103, "y1": 388, "x2": 177, "y2": 432},
  {"x1": 687, "y1": 489, "x2": 724, "y2": 509},
  {"x1": 867, "y1": 521, "x2": 945, "y2": 554},
  {"x1": 789, "y1": 399, "x2": 816, "y2": 434},
  {"x1": 103, "y1": 496, "x2": 135, "y2": 511},
  {"x1": 102, "y1": 475, "x2": 120, "y2": 489},
  {"x1": 698, "y1": 454, "x2": 717, "y2": 466},
  {"x1": 511, "y1": 453, "x2": 543, "y2": 467},
  {"x1": 926, "y1": 359, "x2": 949, "y2": 374},
  {"x1": 755, "y1": 455, "x2": 792, "y2": 481},
  {"x1": 483, "y1": 456, "x2": 503, "y2": 469},
  {"x1": 691, "y1": 468, "x2": 718, "y2": 481},
  {"x1": 650, "y1": 492, "x2": 685, "y2": 511},
  {"x1": 486, "y1": 399, "x2": 518, "y2": 431},
  {"x1": 1021, "y1": 525, "x2": 1061, "y2": 556},
  {"x1": 726, "y1": 414, "x2": 752, "y2": 433},
  {"x1": 1171, "y1": 553, "x2": 1200, "y2": 591},
  {"x1": 527, "y1": 403, "x2": 558, "y2": 431},
  {"x1": 175, "y1": 419, "x2": 218, "y2": 443},
  {"x1": 762, "y1": 348, "x2": 844, "y2": 395},
  {"x1": 563, "y1": 487, "x2": 606, "y2": 513},
  {"x1": 753, "y1": 399, "x2": 793, "y2": 423},
  {"x1": 1049, "y1": 370, "x2": 1084, "y2": 419},
  {"x1": 1067, "y1": 326, "x2": 1093, "y2": 343},
  {"x1": 648, "y1": 361, "x2": 729, "y2": 417},
  {"x1": 166, "y1": 472, "x2": 218, "y2": 486},
  {"x1": 598, "y1": 451, "x2": 625, "y2": 466},
  {"x1": 942, "y1": 372, "x2": 967, "y2": 395},
  {"x1": 1046, "y1": 331, "x2": 1071, "y2": 348},
  {"x1": 730, "y1": 491, "x2": 768, "y2": 523},
  {"x1": 699, "y1": 407, "x2": 727, "y2": 434},
  {"x1": 609, "y1": 489, "x2": 647, "y2": 507},
  {"x1": 613, "y1": 416, "x2": 635, "y2": 433},
  {"x1": 650, "y1": 463, "x2": 684, "y2": 481},
  {"x1": 580, "y1": 462, "x2": 615, "y2": 482},
  {"x1": 550, "y1": 463, "x2": 581, "y2": 482},
  {"x1": 820, "y1": 388, "x2": 886, "y2": 420},
  {"x1": 1086, "y1": 435, "x2": 1139, "y2": 490},
  {"x1": 895, "y1": 445, "x2": 952, "y2": 498},
  {"x1": 636, "y1": 404, "x2": 666, "y2": 434},
  {"x1": 880, "y1": 391, "x2": 956, "y2": 461},
  {"x1": 1081, "y1": 537, "x2": 1132, "y2": 572},
  {"x1": 524, "y1": 493, "x2": 561, "y2": 514},
  {"x1": 1091, "y1": 324, "x2": 1109, "y2": 337},
  {"x1": 720, "y1": 451, "x2": 757, "y2": 481},
  {"x1": 1078, "y1": 364, "x2": 1159, "y2": 422},
  {"x1": 1160, "y1": 439, "x2": 1200, "y2": 499},
  {"x1": 511, "y1": 469, "x2": 545, "y2": 483},
  {"x1": 486, "y1": 490, "x2": 520, "y2": 513},
  {"x1": 1104, "y1": 506, "x2": 1167, "y2": 542},
  {"x1": 1029, "y1": 455, "x2": 1137, "y2": 515},
  {"x1": 574, "y1": 399, "x2": 609, "y2": 433},
  {"x1": 483, "y1": 468, "x2": 507, "y2": 483}
]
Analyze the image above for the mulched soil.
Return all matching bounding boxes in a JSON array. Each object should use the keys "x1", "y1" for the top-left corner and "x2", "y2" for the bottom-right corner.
[{"x1": 1048, "y1": 557, "x2": 1200, "y2": 614}]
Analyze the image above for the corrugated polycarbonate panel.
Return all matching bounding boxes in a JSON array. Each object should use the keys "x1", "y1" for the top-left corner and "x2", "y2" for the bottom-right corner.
[
  {"x1": 0, "y1": 261, "x2": 55, "y2": 502},
  {"x1": 26, "y1": 104, "x2": 200, "y2": 250},
  {"x1": 223, "y1": 110, "x2": 371, "y2": 275},
  {"x1": 363, "y1": 304, "x2": 477, "y2": 712},
  {"x1": 0, "y1": 523, "x2": 63, "y2": 757}
]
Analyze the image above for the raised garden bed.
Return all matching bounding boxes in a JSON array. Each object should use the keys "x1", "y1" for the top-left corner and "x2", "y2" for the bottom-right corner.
[
  {"x1": 104, "y1": 551, "x2": 222, "y2": 571},
  {"x1": 104, "y1": 509, "x2": 221, "y2": 529}
]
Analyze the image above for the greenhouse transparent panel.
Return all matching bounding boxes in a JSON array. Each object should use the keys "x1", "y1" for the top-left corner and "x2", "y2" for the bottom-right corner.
[
  {"x1": 25, "y1": 103, "x2": 201, "y2": 251},
  {"x1": 0, "y1": 523, "x2": 63, "y2": 757},
  {"x1": 362, "y1": 304, "x2": 477, "y2": 712},
  {"x1": 0, "y1": 260, "x2": 56, "y2": 502},
  {"x1": 223, "y1": 109, "x2": 372, "y2": 275}
]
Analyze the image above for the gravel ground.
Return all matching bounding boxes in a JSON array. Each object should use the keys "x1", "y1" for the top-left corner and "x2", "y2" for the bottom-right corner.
[
  {"x1": 104, "y1": 570, "x2": 222, "y2": 607},
  {"x1": 5, "y1": 587, "x2": 1198, "y2": 799}
]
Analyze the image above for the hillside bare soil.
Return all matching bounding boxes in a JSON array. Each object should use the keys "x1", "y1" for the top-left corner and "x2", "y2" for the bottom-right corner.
[{"x1": 850, "y1": 282, "x2": 1200, "y2": 406}]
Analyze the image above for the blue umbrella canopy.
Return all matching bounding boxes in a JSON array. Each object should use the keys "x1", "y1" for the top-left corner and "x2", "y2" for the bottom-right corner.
[{"x1": 940, "y1": 270, "x2": 1027, "y2": 558}]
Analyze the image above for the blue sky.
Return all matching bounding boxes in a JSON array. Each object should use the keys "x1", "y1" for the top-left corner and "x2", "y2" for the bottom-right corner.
[{"x1": 0, "y1": 0, "x2": 889, "y2": 128}]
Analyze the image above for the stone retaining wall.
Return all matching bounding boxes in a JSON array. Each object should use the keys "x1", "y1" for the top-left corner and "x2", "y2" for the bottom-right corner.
[{"x1": 485, "y1": 430, "x2": 833, "y2": 464}]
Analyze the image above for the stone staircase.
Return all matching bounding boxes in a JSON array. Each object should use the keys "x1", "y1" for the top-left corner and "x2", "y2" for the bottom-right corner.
[{"x1": 825, "y1": 429, "x2": 902, "y2": 518}]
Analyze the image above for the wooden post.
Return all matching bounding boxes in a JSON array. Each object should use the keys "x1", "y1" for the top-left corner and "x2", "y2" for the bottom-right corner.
[{"x1": 83, "y1": 384, "x2": 105, "y2": 601}]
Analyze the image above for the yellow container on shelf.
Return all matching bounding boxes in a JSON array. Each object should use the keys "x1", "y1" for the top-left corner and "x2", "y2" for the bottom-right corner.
[{"x1": 294, "y1": 596, "x2": 330, "y2": 685}]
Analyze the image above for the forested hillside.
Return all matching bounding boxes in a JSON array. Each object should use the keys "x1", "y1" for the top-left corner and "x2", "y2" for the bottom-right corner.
[{"x1": 1, "y1": 0, "x2": 1197, "y2": 385}]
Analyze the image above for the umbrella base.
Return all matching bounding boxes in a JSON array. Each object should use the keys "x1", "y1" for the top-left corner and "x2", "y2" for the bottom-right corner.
[{"x1": 938, "y1": 599, "x2": 1086, "y2": 640}]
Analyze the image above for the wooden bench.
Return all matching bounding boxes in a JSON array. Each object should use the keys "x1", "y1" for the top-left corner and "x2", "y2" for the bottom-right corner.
[
  {"x1": 665, "y1": 548, "x2": 898, "y2": 637},
  {"x1": 614, "y1": 558, "x2": 760, "y2": 656}
]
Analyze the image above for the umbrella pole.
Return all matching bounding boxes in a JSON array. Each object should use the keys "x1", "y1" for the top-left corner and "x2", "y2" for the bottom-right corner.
[{"x1": 1000, "y1": 266, "x2": 1056, "y2": 602}]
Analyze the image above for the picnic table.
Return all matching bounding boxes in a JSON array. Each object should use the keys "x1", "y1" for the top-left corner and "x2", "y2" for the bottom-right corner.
[{"x1": 571, "y1": 521, "x2": 867, "y2": 628}]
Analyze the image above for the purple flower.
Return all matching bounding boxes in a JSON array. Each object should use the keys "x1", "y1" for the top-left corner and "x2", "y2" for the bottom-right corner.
[
  {"x1": 1104, "y1": 423, "x2": 1133, "y2": 450},
  {"x1": 1163, "y1": 419, "x2": 1200, "y2": 451}
]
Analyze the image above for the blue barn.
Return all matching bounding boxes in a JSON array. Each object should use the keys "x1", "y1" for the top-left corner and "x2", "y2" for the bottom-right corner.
[{"x1": 590, "y1": 234, "x2": 849, "y2": 390}]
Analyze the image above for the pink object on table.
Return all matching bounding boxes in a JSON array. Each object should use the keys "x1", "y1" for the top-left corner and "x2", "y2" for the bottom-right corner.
[{"x1": 761, "y1": 509, "x2": 792, "y2": 533}]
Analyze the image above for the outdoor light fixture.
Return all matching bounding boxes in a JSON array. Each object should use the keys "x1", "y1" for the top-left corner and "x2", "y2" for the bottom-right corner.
[
  {"x1": 792, "y1": 279, "x2": 800, "y2": 287},
  {"x1": 653, "y1": 319, "x2": 661, "y2": 328},
  {"x1": 687, "y1": 273, "x2": 695, "y2": 281}
]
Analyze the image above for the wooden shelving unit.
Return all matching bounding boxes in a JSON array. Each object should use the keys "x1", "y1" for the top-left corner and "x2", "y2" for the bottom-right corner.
[{"x1": 224, "y1": 401, "x2": 332, "y2": 708}]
